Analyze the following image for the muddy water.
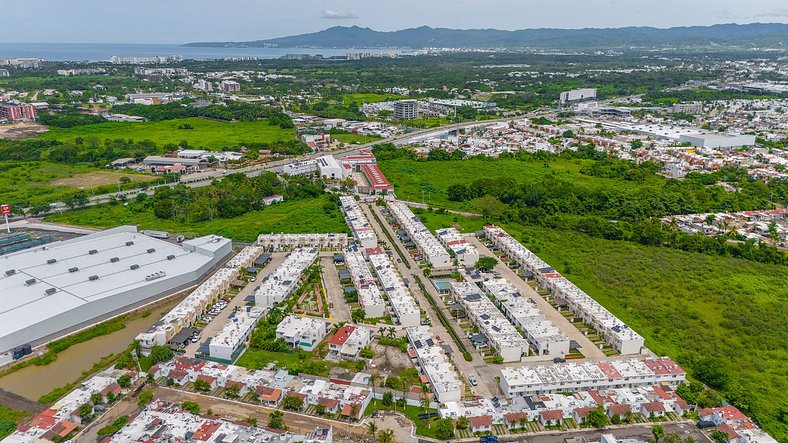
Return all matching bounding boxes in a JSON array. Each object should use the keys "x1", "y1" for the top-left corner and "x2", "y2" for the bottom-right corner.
[{"x1": 0, "y1": 299, "x2": 180, "y2": 401}]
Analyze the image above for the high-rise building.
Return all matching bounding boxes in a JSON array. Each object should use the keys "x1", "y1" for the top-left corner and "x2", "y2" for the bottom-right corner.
[
  {"x1": 220, "y1": 80, "x2": 241, "y2": 93},
  {"x1": 394, "y1": 100, "x2": 419, "y2": 120},
  {"x1": 559, "y1": 88, "x2": 597, "y2": 105},
  {"x1": 0, "y1": 102, "x2": 37, "y2": 121}
]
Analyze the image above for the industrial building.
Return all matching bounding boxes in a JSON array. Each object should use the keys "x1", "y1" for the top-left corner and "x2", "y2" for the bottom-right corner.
[
  {"x1": 560, "y1": 88, "x2": 597, "y2": 105},
  {"x1": 0, "y1": 226, "x2": 231, "y2": 354},
  {"x1": 678, "y1": 133, "x2": 756, "y2": 149},
  {"x1": 316, "y1": 155, "x2": 347, "y2": 180},
  {"x1": 394, "y1": 100, "x2": 419, "y2": 120}
]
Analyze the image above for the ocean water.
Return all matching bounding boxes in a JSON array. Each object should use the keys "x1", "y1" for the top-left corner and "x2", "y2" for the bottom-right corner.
[{"x1": 0, "y1": 42, "x2": 399, "y2": 62}]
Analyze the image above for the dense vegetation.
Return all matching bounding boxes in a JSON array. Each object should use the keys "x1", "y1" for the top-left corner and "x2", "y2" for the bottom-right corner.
[
  {"x1": 112, "y1": 101, "x2": 294, "y2": 128},
  {"x1": 376, "y1": 145, "x2": 787, "y2": 265}
]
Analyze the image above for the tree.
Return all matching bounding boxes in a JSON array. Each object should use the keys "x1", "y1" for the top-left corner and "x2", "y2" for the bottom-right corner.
[
  {"x1": 367, "y1": 421, "x2": 378, "y2": 439},
  {"x1": 244, "y1": 417, "x2": 257, "y2": 426},
  {"x1": 181, "y1": 401, "x2": 200, "y2": 415},
  {"x1": 382, "y1": 392, "x2": 393, "y2": 407},
  {"x1": 663, "y1": 432, "x2": 683, "y2": 443},
  {"x1": 447, "y1": 184, "x2": 469, "y2": 202},
  {"x1": 117, "y1": 375, "x2": 132, "y2": 388},
  {"x1": 435, "y1": 418, "x2": 455, "y2": 440},
  {"x1": 193, "y1": 379, "x2": 212, "y2": 393},
  {"x1": 351, "y1": 308, "x2": 365, "y2": 323},
  {"x1": 611, "y1": 414, "x2": 622, "y2": 425},
  {"x1": 65, "y1": 191, "x2": 89, "y2": 209},
  {"x1": 314, "y1": 404, "x2": 326, "y2": 416},
  {"x1": 359, "y1": 346, "x2": 374, "y2": 359},
  {"x1": 586, "y1": 405, "x2": 610, "y2": 428},
  {"x1": 119, "y1": 176, "x2": 132, "y2": 185},
  {"x1": 268, "y1": 411, "x2": 286, "y2": 430},
  {"x1": 91, "y1": 393, "x2": 104, "y2": 405},
  {"x1": 378, "y1": 429, "x2": 394, "y2": 443},
  {"x1": 78, "y1": 403, "x2": 93, "y2": 422},
  {"x1": 153, "y1": 199, "x2": 175, "y2": 219},
  {"x1": 282, "y1": 395, "x2": 304, "y2": 411},
  {"x1": 456, "y1": 415, "x2": 469, "y2": 430},
  {"x1": 710, "y1": 430, "x2": 729, "y2": 443},
  {"x1": 652, "y1": 425, "x2": 665, "y2": 443},
  {"x1": 137, "y1": 389, "x2": 153, "y2": 406},
  {"x1": 224, "y1": 384, "x2": 240, "y2": 399},
  {"x1": 474, "y1": 256, "x2": 498, "y2": 272}
]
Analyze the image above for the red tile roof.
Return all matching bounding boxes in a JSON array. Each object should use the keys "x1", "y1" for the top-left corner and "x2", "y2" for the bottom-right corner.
[
  {"x1": 642, "y1": 402, "x2": 665, "y2": 413},
  {"x1": 468, "y1": 415, "x2": 493, "y2": 428},
  {"x1": 192, "y1": 421, "x2": 221, "y2": 441},
  {"x1": 608, "y1": 404, "x2": 631, "y2": 416},
  {"x1": 328, "y1": 325, "x2": 356, "y2": 346},
  {"x1": 540, "y1": 410, "x2": 564, "y2": 421},
  {"x1": 504, "y1": 412, "x2": 529, "y2": 424}
]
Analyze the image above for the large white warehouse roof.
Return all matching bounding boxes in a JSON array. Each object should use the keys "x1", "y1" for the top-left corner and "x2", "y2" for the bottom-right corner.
[{"x1": 0, "y1": 226, "x2": 232, "y2": 353}]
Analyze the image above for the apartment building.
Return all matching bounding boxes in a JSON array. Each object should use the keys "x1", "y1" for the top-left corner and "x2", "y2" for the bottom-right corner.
[
  {"x1": 435, "y1": 227, "x2": 480, "y2": 266},
  {"x1": 220, "y1": 80, "x2": 240, "y2": 93},
  {"x1": 0, "y1": 102, "x2": 37, "y2": 121},
  {"x1": 451, "y1": 282, "x2": 528, "y2": 362},
  {"x1": 339, "y1": 196, "x2": 377, "y2": 249},
  {"x1": 257, "y1": 233, "x2": 348, "y2": 251},
  {"x1": 208, "y1": 306, "x2": 265, "y2": 362},
  {"x1": 482, "y1": 279, "x2": 570, "y2": 356},
  {"x1": 388, "y1": 201, "x2": 452, "y2": 269},
  {"x1": 367, "y1": 247, "x2": 420, "y2": 326},
  {"x1": 499, "y1": 357, "x2": 685, "y2": 399},
  {"x1": 343, "y1": 247, "x2": 386, "y2": 318},
  {"x1": 394, "y1": 100, "x2": 419, "y2": 120},
  {"x1": 484, "y1": 226, "x2": 644, "y2": 355},
  {"x1": 275, "y1": 315, "x2": 328, "y2": 351},
  {"x1": 254, "y1": 248, "x2": 318, "y2": 307}
]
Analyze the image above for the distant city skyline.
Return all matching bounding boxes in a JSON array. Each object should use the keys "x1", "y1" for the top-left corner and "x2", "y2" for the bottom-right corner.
[{"x1": 1, "y1": 0, "x2": 787, "y2": 44}]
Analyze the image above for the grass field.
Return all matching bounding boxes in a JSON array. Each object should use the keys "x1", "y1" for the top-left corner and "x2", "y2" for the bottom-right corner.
[
  {"x1": 331, "y1": 133, "x2": 382, "y2": 145},
  {"x1": 40, "y1": 117, "x2": 296, "y2": 151},
  {"x1": 377, "y1": 156, "x2": 668, "y2": 209},
  {"x1": 45, "y1": 194, "x2": 349, "y2": 242},
  {"x1": 417, "y1": 213, "x2": 788, "y2": 440},
  {"x1": 0, "y1": 161, "x2": 156, "y2": 207},
  {"x1": 0, "y1": 405, "x2": 28, "y2": 440},
  {"x1": 341, "y1": 93, "x2": 406, "y2": 105}
]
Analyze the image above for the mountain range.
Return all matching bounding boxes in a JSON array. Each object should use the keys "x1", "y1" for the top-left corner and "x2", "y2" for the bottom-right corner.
[{"x1": 184, "y1": 23, "x2": 788, "y2": 50}]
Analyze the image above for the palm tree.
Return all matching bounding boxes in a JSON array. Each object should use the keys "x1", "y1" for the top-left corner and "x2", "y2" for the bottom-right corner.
[
  {"x1": 378, "y1": 429, "x2": 394, "y2": 443},
  {"x1": 369, "y1": 373, "x2": 378, "y2": 405},
  {"x1": 367, "y1": 421, "x2": 378, "y2": 439},
  {"x1": 386, "y1": 327, "x2": 396, "y2": 339}
]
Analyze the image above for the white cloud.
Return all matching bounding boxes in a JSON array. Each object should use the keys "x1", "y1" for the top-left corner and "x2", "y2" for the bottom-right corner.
[{"x1": 321, "y1": 9, "x2": 358, "y2": 20}]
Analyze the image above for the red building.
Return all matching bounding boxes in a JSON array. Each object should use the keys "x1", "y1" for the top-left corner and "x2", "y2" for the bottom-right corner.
[{"x1": 0, "y1": 102, "x2": 37, "y2": 121}]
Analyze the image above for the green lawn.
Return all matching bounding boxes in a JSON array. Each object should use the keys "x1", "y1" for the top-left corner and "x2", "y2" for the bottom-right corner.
[
  {"x1": 45, "y1": 194, "x2": 349, "y2": 242},
  {"x1": 377, "y1": 156, "x2": 665, "y2": 210},
  {"x1": 0, "y1": 161, "x2": 156, "y2": 207},
  {"x1": 331, "y1": 133, "x2": 382, "y2": 145},
  {"x1": 341, "y1": 93, "x2": 406, "y2": 105},
  {"x1": 421, "y1": 215, "x2": 788, "y2": 441},
  {"x1": 40, "y1": 117, "x2": 296, "y2": 151},
  {"x1": 364, "y1": 400, "x2": 442, "y2": 438}
]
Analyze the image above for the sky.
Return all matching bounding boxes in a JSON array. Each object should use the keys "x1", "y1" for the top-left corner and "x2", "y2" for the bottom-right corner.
[{"x1": 1, "y1": 0, "x2": 787, "y2": 44}]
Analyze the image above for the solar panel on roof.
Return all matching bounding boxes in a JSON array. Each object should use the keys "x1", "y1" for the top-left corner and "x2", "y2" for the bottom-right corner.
[
  {"x1": 130, "y1": 264, "x2": 140, "y2": 270},
  {"x1": 69, "y1": 267, "x2": 79, "y2": 273},
  {"x1": 46, "y1": 258, "x2": 57, "y2": 264},
  {"x1": 125, "y1": 241, "x2": 134, "y2": 246},
  {"x1": 167, "y1": 254, "x2": 176, "y2": 260},
  {"x1": 25, "y1": 278, "x2": 36, "y2": 286},
  {"x1": 45, "y1": 288, "x2": 57, "y2": 295},
  {"x1": 89, "y1": 275, "x2": 99, "y2": 281},
  {"x1": 147, "y1": 248, "x2": 155, "y2": 254},
  {"x1": 5, "y1": 269, "x2": 15, "y2": 276},
  {"x1": 110, "y1": 257, "x2": 120, "y2": 263},
  {"x1": 89, "y1": 249, "x2": 98, "y2": 255}
]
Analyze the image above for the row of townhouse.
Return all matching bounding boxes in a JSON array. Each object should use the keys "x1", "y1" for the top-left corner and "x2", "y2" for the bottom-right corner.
[
  {"x1": 481, "y1": 279, "x2": 571, "y2": 356},
  {"x1": 406, "y1": 326, "x2": 463, "y2": 403},
  {"x1": 483, "y1": 225, "x2": 644, "y2": 354},
  {"x1": 107, "y1": 399, "x2": 308, "y2": 443},
  {"x1": 257, "y1": 233, "x2": 348, "y2": 252},
  {"x1": 450, "y1": 282, "x2": 529, "y2": 362},
  {"x1": 499, "y1": 357, "x2": 686, "y2": 399},
  {"x1": 136, "y1": 245, "x2": 263, "y2": 354},
  {"x1": 151, "y1": 357, "x2": 371, "y2": 420},
  {"x1": 207, "y1": 306, "x2": 265, "y2": 362},
  {"x1": 387, "y1": 201, "x2": 452, "y2": 269},
  {"x1": 343, "y1": 247, "x2": 386, "y2": 318},
  {"x1": 275, "y1": 315, "x2": 328, "y2": 351},
  {"x1": 338, "y1": 196, "x2": 378, "y2": 249},
  {"x1": 254, "y1": 248, "x2": 318, "y2": 307},
  {"x1": 367, "y1": 247, "x2": 420, "y2": 327},
  {"x1": 435, "y1": 227, "x2": 480, "y2": 266},
  {"x1": 7, "y1": 368, "x2": 138, "y2": 443},
  {"x1": 439, "y1": 384, "x2": 692, "y2": 434},
  {"x1": 699, "y1": 406, "x2": 777, "y2": 443}
]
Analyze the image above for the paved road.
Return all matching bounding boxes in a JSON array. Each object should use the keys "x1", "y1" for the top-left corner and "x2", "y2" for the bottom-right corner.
[
  {"x1": 466, "y1": 237, "x2": 606, "y2": 360},
  {"x1": 183, "y1": 253, "x2": 286, "y2": 357},
  {"x1": 361, "y1": 202, "x2": 494, "y2": 399},
  {"x1": 321, "y1": 256, "x2": 351, "y2": 323}
]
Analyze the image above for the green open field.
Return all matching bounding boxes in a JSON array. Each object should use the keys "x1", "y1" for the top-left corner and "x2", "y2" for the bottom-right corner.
[
  {"x1": 0, "y1": 161, "x2": 156, "y2": 207},
  {"x1": 40, "y1": 117, "x2": 296, "y2": 151},
  {"x1": 378, "y1": 156, "x2": 665, "y2": 209},
  {"x1": 331, "y1": 133, "x2": 382, "y2": 145},
  {"x1": 45, "y1": 194, "x2": 348, "y2": 242},
  {"x1": 414, "y1": 210, "x2": 788, "y2": 440},
  {"x1": 341, "y1": 93, "x2": 406, "y2": 105}
]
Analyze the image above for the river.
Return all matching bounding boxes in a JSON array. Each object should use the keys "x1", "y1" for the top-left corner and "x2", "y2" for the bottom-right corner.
[{"x1": 0, "y1": 299, "x2": 180, "y2": 401}]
